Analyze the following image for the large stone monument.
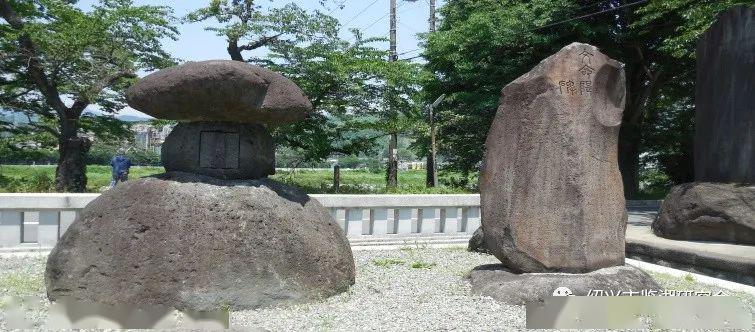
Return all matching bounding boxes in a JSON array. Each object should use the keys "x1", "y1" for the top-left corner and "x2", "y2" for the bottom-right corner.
[
  {"x1": 45, "y1": 60, "x2": 356, "y2": 311},
  {"x1": 471, "y1": 43, "x2": 658, "y2": 304},
  {"x1": 694, "y1": 5, "x2": 754, "y2": 184},
  {"x1": 654, "y1": 6, "x2": 754, "y2": 245}
]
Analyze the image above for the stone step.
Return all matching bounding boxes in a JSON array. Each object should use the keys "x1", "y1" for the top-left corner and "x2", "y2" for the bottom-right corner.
[{"x1": 626, "y1": 224, "x2": 755, "y2": 286}]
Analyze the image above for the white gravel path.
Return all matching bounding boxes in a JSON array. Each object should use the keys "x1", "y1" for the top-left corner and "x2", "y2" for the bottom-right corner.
[
  {"x1": 1, "y1": 247, "x2": 753, "y2": 331},
  {"x1": 231, "y1": 247, "x2": 522, "y2": 331}
]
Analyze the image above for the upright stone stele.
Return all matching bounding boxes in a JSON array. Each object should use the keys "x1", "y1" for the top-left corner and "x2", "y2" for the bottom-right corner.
[
  {"x1": 45, "y1": 60, "x2": 356, "y2": 311},
  {"x1": 481, "y1": 43, "x2": 627, "y2": 273},
  {"x1": 653, "y1": 6, "x2": 755, "y2": 245},
  {"x1": 694, "y1": 5, "x2": 754, "y2": 184},
  {"x1": 471, "y1": 43, "x2": 659, "y2": 304}
]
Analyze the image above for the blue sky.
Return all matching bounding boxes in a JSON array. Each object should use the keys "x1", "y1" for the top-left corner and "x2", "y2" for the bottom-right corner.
[{"x1": 75, "y1": 0, "x2": 442, "y2": 117}]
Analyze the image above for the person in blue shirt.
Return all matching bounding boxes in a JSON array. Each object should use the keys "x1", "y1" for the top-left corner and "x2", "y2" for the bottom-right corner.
[{"x1": 109, "y1": 150, "x2": 132, "y2": 189}]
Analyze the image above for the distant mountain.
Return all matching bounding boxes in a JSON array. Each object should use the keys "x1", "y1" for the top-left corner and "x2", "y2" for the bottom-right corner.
[{"x1": 117, "y1": 114, "x2": 153, "y2": 122}]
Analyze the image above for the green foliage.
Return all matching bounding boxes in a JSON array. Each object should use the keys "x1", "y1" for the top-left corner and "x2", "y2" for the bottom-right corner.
[
  {"x1": 641, "y1": 85, "x2": 695, "y2": 186},
  {"x1": 0, "y1": 140, "x2": 58, "y2": 164},
  {"x1": 189, "y1": 1, "x2": 424, "y2": 165},
  {"x1": 423, "y1": 0, "x2": 581, "y2": 175},
  {"x1": 423, "y1": 0, "x2": 747, "y2": 191},
  {"x1": 260, "y1": 30, "x2": 424, "y2": 163},
  {"x1": 186, "y1": 0, "x2": 338, "y2": 59},
  {"x1": 1, "y1": 0, "x2": 177, "y2": 191},
  {"x1": 87, "y1": 142, "x2": 160, "y2": 166},
  {"x1": 638, "y1": 167, "x2": 672, "y2": 199},
  {"x1": 1, "y1": 0, "x2": 178, "y2": 116},
  {"x1": 634, "y1": 0, "x2": 753, "y2": 59}
]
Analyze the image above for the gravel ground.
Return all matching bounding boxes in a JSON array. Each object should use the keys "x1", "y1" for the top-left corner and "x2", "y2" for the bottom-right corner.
[{"x1": 1, "y1": 248, "x2": 753, "y2": 331}]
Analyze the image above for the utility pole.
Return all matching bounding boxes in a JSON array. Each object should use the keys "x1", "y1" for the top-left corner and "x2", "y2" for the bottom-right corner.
[
  {"x1": 425, "y1": 0, "x2": 438, "y2": 188},
  {"x1": 429, "y1": 0, "x2": 436, "y2": 32},
  {"x1": 386, "y1": 0, "x2": 399, "y2": 188},
  {"x1": 426, "y1": 94, "x2": 444, "y2": 187}
]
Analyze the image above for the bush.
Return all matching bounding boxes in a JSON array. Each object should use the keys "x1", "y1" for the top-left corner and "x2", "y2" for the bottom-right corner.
[
  {"x1": 87, "y1": 144, "x2": 161, "y2": 166},
  {"x1": 638, "y1": 168, "x2": 672, "y2": 199},
  {"x1": 0, "y1": 169, "x2": 55, "y2": 193},
  {"x1": 0, "y1": 145, "x2": 58, "y2": 164}
]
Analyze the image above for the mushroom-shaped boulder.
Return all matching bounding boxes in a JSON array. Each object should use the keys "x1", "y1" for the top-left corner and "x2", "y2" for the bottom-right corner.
[{"x1": 126, "y1": 60, "x2": 312, "y2": 124}]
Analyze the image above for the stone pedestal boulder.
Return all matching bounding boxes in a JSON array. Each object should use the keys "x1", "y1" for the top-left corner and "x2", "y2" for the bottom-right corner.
[
  {"x1": 653, "y1": 182, "x2": 755, "y2": 245},
  {"x1": 469, "y1": 264, "x2": 660, "y2": 305},
  {"x1": 480, "y1": 43, "x2": 627, "y2": 273},
  {"x1": 45, "y1": 172, "x2": 356, "y2": 311}
]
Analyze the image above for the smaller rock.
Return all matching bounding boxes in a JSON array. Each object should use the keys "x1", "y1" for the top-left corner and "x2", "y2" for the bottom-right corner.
[
  {"x1": 653, "y1": 182, "x2": 755, "y2": 245},
  {"x1": 468, "y1": 227, "x2": 490, "y2": 254},
  {"x1": 126, "y1": 60, "x2": 312, "y2": 124},
  {"x1": 161, "y1": 122, "x2": 274, "y2": 180},
  {"x1": 469, "y1": 265, "x2": 660, "y2": 305}
]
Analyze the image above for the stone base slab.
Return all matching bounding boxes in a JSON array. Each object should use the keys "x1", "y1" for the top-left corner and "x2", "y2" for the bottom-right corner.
[{"x1": 469, "y1": 264, "x2": 660, "y2": 305}]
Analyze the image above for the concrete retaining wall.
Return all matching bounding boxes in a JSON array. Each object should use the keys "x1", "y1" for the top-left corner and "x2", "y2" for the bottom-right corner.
[{"x1": 0, "y1": 193, "x2": 659, "y2": 248}]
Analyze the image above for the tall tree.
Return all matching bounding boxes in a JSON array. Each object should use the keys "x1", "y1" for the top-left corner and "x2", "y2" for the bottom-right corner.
[
  {"x1": 423, "y1": 0, "x2": 748, "y2": 196},
  {"x1": 0, "y1": 0, "x2": 176, "y2": 191},
  {"x1": 422, "y1": 0, "x2": 584, "y2": 183},
  {"x1": 186, "y1": 0, "x2": 338, "y2": 63},
  {"x1": 190, "y1": 1, "x2": 423, "y2": 166},
  {"x1": 632, "y1": 0, "x2": 752, "y2": 187},
  {"x1": 259, "y1": 31, "x2": 403, "y2": 162}
]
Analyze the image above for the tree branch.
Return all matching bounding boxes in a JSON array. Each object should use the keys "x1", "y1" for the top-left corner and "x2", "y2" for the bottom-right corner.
[
  {"x1": 71, "y1": 70, "x2": 135, "y2": 115},
  {"x1": 0, "y1": 0, "x2": 67, "y2": 114},
  {"x1": 239, "y1": 33, "x2": 284, "y2": 52}
]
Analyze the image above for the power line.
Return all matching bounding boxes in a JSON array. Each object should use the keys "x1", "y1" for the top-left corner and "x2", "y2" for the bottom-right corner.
[
  {"x1": 401, "y1": 55, "x2": 423, "y2": 61},
  {"x1": 532, "y1": 0, "x2": 650, "y2": 31},
  {"x1": 340, "y1": 0, "x2": 380, "y2": 29},
  {"x1": 362, "y1": 13, "x2": 389, "y2": 31},
  {"x1": 398, "y1": 48, "x2": 420, "y2": 56},
  {"x1": 359, "y1": 0, "x2": 412, "y2": 32},
  {"x1": 397, "y1": 19, "x2": 421, "y2": 34},
  {"x1": 398, "y1": 0, "x2": 650, "y2": 61},
  {"x1": 325, "y1": 0, "x2": 350, "y2": 16}
]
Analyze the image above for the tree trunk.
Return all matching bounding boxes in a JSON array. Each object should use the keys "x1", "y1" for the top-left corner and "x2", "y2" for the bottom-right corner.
[
  {"x1": 55, "y1": 116, "x2": 90, "y2": 192},
  {"x1": 228, "y1": 39, "x2": 244, "y2": 62},
  {"x1": 618, "y1": 57, "x2": 661, "y2": 199},
  {"x1": 426, "y1": 107, "x2": 437, "y2": 188},
  {"x1": 618, "y1": 123, "x2": 641, "y2": 199},
  {"x1": 426, "y1": 136, "x2": 437, "y2": 188},
  {"x1": 333, "y1": 164, "x2": 340, "y2": 193},
  {"x1": 426, "y1": 154, "x2": 436, "y2": 188},
  {"x1": 387, "y1": 133, "x2": 398, "y2": 188}
]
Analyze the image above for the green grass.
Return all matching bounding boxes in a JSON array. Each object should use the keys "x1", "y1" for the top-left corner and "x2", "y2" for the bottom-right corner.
[
  {"x1": 271, "y1": 168, "x2": 471, "y2": 194},
  {"x1": 0, "y1": 274, "x2": 44, "y2": 300},
  {"x1": 372, "y1": 258, "x2": 406, "y2": 267},
  {"x1": 410, "y1": 261, "x2": 437, "y2": 269},
  {"x1": 0, "y1": 165, "x2": 164, "y2": 193},
  {"x1": 0, "y1": 165, "x2": 472, "y2": 194}
]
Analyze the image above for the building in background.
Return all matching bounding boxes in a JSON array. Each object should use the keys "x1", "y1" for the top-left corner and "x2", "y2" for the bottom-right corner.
[{"x1": 132, "y1": 123, "x2": 174, "y2": 153}]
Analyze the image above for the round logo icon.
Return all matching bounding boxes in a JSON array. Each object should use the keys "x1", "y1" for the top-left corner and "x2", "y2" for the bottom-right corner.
[{"x1": 552, "y1": 287, "x2": 573, "y2": 296}]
